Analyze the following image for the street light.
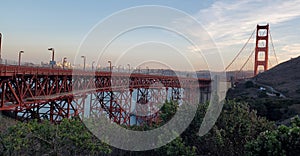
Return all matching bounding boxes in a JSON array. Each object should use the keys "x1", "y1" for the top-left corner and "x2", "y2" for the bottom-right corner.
[
  {"x1": 48, "y1": 48, "x2": 55, "y2": 68},
  {"x1": 81, "y1": 56, "x2": 86, "y2": 70},
  {"x1": 127, "y1": 64, "x2": 130, "y2": 73},
  {"x1": 146, "y1": 66, "x2": 149, "y2": 74},
  {"x1": 92, "y1": 61, "x2": 95, "y2": 70},
  {"x1": 108, "y1": 60, "x2": 112, "y2": 72},
  {"x1": 18, "y1": 51, "x2": 24, "y2": 66},
  {"x1": 62, "y1": 57, "x2": 67, "y2": 69},
  {"x1": 137, "y1": 66, "x2": 141, "y2": 73},
  {"x1": 112, "y1": 66, "x2": 115, "y2": 71},
  {"x1": 0, "y1": 33, "x2": 2, "y2": 60}
]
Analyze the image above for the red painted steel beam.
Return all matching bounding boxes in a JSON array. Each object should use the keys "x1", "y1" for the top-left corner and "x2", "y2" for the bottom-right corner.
[{"x1": 0, "y1": 64, "x2": 211, "y2": 124}]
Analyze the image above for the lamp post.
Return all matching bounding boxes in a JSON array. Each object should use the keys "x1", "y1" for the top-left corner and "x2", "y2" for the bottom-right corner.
[
  {"x1": 137, "y1": 66, "x2": 141, "y2": 73},
  {"x1": 48, "y1": 48, "x2": 55, "y2": 68},
  {"x1": 62, "y1": 57, "x2": 67, "y2": 69},
  {"x1": 112, "y1": 66, "x2": 115, "y2": 71},
  {"x1": 92, "y1": 61, "x2": 95, "y2": 71},
  {"x1": 108, "y1": 60, "x2": 112, "y2": 72},
  {"x1": 0, "y1": 33, "x2": 2, "y2": 60},
  {"x1": 127, "y1": 64, "x2": 130, "y2": 73},
  {"x1": 18, "y1": 51, "x2": 24, "y2": 66},
  {"x1": 81, "y1": 56, "x2": 86, "y2": 70},
  {"x1": 146, "y1": 66, "x2": 149, "y2": 74}
]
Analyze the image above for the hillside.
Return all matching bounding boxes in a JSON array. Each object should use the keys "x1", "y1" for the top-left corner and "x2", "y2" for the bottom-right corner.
[
  {"x1": 227, "y1": 56, "x2": 300, "y2": 122},
  {"x1": 255, "y1": 56, "x2": 300, "y2": 99}
]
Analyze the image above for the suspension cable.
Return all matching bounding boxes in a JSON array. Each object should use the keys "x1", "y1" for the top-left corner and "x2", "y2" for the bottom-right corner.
[
  {"x1": 269, "y1": 58, "x2": 273, "y2": 68},
  {"x1": 269, "y1": 29, "x2": 279, "y2": 65},
  {"x1": 237, "y1": 49, "x2": 255, "y2": 74},
  {"x1": 225, "y1": 27, "x2": 256, "y2": 71}
]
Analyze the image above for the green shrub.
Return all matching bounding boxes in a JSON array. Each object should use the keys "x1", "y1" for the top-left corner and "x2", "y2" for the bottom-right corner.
[
  {"x1": 182, "y1": 100, "x2": 274, "y2": 156},
  {"x1": 245, "y1": 117, "x2": 300, "y2": 156},
  {"x1": 0, "y1": 118, "x2": 111, "y2": 155}
]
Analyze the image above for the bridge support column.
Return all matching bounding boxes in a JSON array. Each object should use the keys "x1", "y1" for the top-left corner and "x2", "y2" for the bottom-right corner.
[
  {"x1": 114, "y1": 89, "x2": 132, "y2": 125},
  {"x1": 92, "y1": 89, "x2": 132, "y2": 126},
  {"x1": 171, "y1": 87, "x2": 181, "y2": 101},
  {"x1": 50, "y1": 102, "x2": 54, "y2": 122},
  {"x1": 254, "y1": 24, "x2": 269, "y2": 76},
  {"x1": 135, "y1": 88, "x2": 149, "y2": 125},
  {"x1": 92, "y1": 91, "x2": 105, "y2": 118}
]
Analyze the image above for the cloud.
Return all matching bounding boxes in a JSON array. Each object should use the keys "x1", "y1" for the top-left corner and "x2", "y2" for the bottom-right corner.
[
  {"x1": 280, "y1": 43, "x2": 300, "y2": 58},
  {"x1": 195, "y1": 0, "x2": 300, "y2": 44},
  {"x1": 181, "y1": 0, "x2": 300, "y2": 66}
]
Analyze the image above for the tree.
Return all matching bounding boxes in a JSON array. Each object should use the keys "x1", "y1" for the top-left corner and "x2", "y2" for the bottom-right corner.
[
  {"x1": 109, "y1": 100, "x2": 196, "y2": 156},
  {"x1": 1, "y1": 118, "x2": 111, "y2": 155},
  {"x1": 1, "y1": 100, "x2": 282, "y2": 155},
  {"x1": 182, "y1": 100, "x2": 275, "y2": 155},
  {"x1": 154, "y1": 136, "x2": 196, "y2": 156},
  {"x1": 245, "y1": 116, "x2": 300, "y2": 156}
]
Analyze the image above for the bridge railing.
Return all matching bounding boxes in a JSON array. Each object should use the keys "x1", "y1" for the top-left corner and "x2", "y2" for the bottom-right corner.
[{"x1": 0, "y1": 58, "x2": 209, "y2": 80}]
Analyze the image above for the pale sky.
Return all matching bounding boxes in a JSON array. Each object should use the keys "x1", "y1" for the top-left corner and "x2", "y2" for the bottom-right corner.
[{"x1": 0, "y1": 0, "x2": 299, "y2": 71}]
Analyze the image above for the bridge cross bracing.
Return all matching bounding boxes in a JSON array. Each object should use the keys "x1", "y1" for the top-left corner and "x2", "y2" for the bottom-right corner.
[{"x1": 0, "y1": 64, "x2": 211, "y2": 125}]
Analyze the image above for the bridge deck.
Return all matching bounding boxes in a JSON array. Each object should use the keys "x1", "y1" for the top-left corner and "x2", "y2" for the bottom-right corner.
[{"x1": 0, "y1": 64, "x2": 211, "y2": 124}]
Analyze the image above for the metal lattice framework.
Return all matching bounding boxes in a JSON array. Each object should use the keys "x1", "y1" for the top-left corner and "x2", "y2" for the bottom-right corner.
[{"x1": 0, "y1": 65, "x2": 211, "y2": 126}]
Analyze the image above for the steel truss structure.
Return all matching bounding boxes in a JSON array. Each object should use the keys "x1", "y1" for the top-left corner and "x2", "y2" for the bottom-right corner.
[{"x1": 0, "y1": 65, "x2": 211, "y2": 126}]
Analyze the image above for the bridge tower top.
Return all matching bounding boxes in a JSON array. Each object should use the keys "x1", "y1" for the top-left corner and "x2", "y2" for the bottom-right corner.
[{"x1": 254, "y1": 24, "x2": 269, "y2": 76}]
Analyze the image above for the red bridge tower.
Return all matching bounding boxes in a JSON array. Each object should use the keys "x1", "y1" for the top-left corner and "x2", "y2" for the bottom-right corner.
[{"x1": 254, "y1": 24, "x2": 269, "y2": 76}]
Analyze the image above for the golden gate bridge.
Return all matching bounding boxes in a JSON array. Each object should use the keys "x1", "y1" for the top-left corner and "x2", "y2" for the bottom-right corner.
[
  {"x1": 0, "y1": 24, "x2": 278, "y2": 125},
  {"x1": 225, "y1": 24, "x2": 278, "y2": 79}
]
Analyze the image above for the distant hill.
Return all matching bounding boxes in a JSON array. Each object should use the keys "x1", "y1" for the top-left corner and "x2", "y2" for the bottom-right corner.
[{"x1": 255, "y1": 56, "x2": 300, "y2": 99}]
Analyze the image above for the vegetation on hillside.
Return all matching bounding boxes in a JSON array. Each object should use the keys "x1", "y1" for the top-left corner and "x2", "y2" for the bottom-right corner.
[
  {"x1": 1, "y1": 100, "x2": 299, "y2": 155},
  {"x1": 227, "y1": 79, "x2": 300, "y2": 122},
  {"x1": 245, "y1": 117, "x2": 300, "y2": 156},
  {"x1": 0, "y1": 117, "x2": 111, "y2": 155},
  {"x1": 181, "y1": 100, "x2": 274, "y2": 155}
]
